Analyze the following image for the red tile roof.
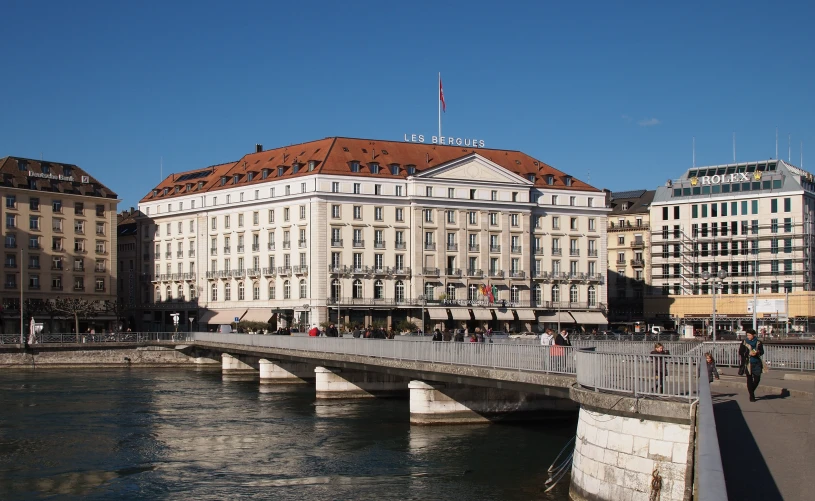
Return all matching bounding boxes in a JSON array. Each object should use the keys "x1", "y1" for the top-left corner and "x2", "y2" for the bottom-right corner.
[{"x1": 140, "y1": 137, "x2": 598, "y2": 202}]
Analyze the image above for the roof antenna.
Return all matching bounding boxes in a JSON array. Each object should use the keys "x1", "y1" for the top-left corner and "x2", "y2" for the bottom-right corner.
[
  {"x1": 801, "y1": 141, "x2": 804, "y2": 168},
  {"x1": 160, "y1": 156, "x2": 163, "y2": 181},
  {"x1": 692, "y1": 137, "x2": 695, "y2": 168},
  {"x1": 789, "y1": 134, "x2": 792, "y2": 162},
  {"x1": 732, "y1": 132, "x2": 736, "y2": 163},
  {"x1": 775, "y1": 126, "x2": 778, "y2": 159}
]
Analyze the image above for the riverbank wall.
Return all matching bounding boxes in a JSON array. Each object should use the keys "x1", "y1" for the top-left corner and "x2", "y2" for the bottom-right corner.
[{"x1": 0, "y1": 344, "x2": 217, "y2": 368}]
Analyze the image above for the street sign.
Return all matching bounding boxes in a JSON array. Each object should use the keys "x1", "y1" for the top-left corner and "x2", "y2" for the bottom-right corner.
[{"x1": 234, "y1": 316, "x2": 240, "y2": 322}]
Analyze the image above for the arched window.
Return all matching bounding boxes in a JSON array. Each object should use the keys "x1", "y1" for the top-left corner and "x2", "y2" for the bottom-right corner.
[
  {"x1": 353, "y1": 279, "x2": 363, "y2": 299},
  {"x1": 534, "y1": 284, "x2": 542, "y2": 306},
  {"x1": 588, "y1": 285, "x2": 596, "y2": 307},
  {"x1": 570, "y1": 285, "x2": 578, "y2": 303},
  {"x1": 469, "y1": 284, "x2": 478, "y2": 301},
  {"x1": 177, "y1": 284, "x2": 184, "y2": 300},
  {"x1": 299, "y1": 279, "x2": 307, "y2": 299},
  {"x1": 190, "y1": 286, "x2": 197, "y2": 300},
  {"x1": 253, "y1": 282, "x2": 260, "y2": 300},
  {"x1": 510, "y1": 285, "x2": 519, "y2": 303},
  {"x1": 268, "y1": 282, "x2": 276, "y2": 299},
  {"x1": 331, "y1": 279, "x2": 341, "y2": 300},
  {"x1": 166, "y1": 285, "x2": 172, "y2": 300},
  {"x1": 224, "y1": 282, "x2": 231, "y2": 301},
  {"x1": 155, "y1": 286, "x2": 161, "y2": 303},
  {"x1": 447, "y1": 283, "x2": 456, "y2": 300},
  {"x1": 210, "y1": 283, "x2": 217, "y2": 301},
  {"x1": 374, "y1": 280, "x2": 384, "y2": 299},
  {"x1": 394, "y1": 280, "x2": 405, "y2": 302},
  {"x1": 283, "y1": 280, "x2": 291, "y2": 299},
  {"x1": 238, "y1": 281, "x2": 245, "y2": 300},
  {"x1": 552, "y1": 284, "x2": 560, "y2": 303},
  {"x1": 424, "y1": 283, "x2": 434, "y2": 300}
]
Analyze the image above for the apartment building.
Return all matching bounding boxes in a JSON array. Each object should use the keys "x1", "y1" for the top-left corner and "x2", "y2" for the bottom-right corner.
[
  {"x1": 645, "y1": 159, "x2": 815, "y2": 333},
  {"x1": 606, "y1": 190, "x2": 655, "y2": 325},
  {"x1": 138, "y1": 138, "x2": 609, "y2": 333},
  {"x1": 0, "y1": 156, "x2": 119, "y2": 332}
]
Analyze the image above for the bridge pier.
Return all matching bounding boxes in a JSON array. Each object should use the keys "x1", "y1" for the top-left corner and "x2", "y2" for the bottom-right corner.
[
  {"x1": 568, "y1": 386, "x2": 694, "y2": 501},
  {"x1": 259, "y1": 359, "x2": 315, "y2": 384},
  {"x1": 221, "y1": 353, "x2": 259, "y2": 374},
  {"x1": 408, "y1": 380, "x2": 578, "y2": 425},
  {"x1": 315, "y1": 366, "x2": 408, "y2": 399}
]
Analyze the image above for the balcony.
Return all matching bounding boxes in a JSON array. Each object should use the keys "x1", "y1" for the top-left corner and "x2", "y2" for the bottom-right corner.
[
  {"x1": 299, "y1": 240, "x2": 307, "y2": 248},
  {"x1": 28, "y1": 243, "x2": 41, "y2": 250},
  {"x1": 489, "y1": 245, "x2": 501, "y2": 253},
  {"x1": 630, "y1": 259, "x2": 645, "y2": 267},
  {"x1": 445, "y1": 268, "x2": 462, "y2": 277},
  {"x1": 332, "y1": 239, "x2": 343, "y2": 247},
  {"x1": 424, "y1": 243, "x2": 436, "y2": 251},
  {"x1": 630, "y1": 241, "x2": 645, "y2": 249},
  {"x1": 353, "y1": 240, "x2": 365, "y2": 248},
  {"x1": 29, "y1": 283, "x2": 40, "y2": 290},
  {"x1": 533, "y1": 247, "x2": 544, "y2": 255},
  {"x1": 247, "y1": 268, "x2": 261, "y2": 277},
  {"x1": 4, "y1": 261, "x2": 16, "y2": 268},
  {"x1": 534, "y1": 271, "x2": 551, "y2": 280},
  {"x1": 4, "y1": 282, "x2": 16, "y2": 289},
  {"x1": 277, "y1": 266, "x2": 292, "y2": 276},
  {"x1": 509, "y1": 270, "x2": 525, "y2": 279},
  {"x1": 52, "y1": 226, "x2": 63, "y2": 233},
  {"x1": 52, "y1": 285, "x2": 63, "y2": 291},
  {"x1": 4, "y1": 243, "x2": 16, "y2": 248},
  {"x1": 466, "y1": 268, "x2": 483, "y2": 278},
  {"x1": 282, "y1": 241, "x2": 291, "y2": 249},
  {"x1": 608, "y1": 221, "x2": 649, "y2": 232},
  {"x1": 73, "y1": 285, "x2": 85, "y2": 291},
  {"x1": 422, "y1": 267, "x2": 440, "y2": 276},
  {"x1": 374, "y1": 241, "x2": 386, "y2": 249},
  {"x1": 586, "y1": 274, "x2": 605, "y2": 284},
  {"x1": 96, "y1": 230, "x2": 105, "y2": 236},
  {"x1": 328, "y1": 265, "x2": 345, "y2": 274},
  {"x1": 237, "y1": 245, "x2": 245, "y2": 253},
  {"x1": 588, "y1": 249, "x2": 598, "y2": 257},
  {"x1": 468, "y1": 244, "x2": 480, "y2": 252},
  {"x1": 511, "y1": 246, "x2": 522, "y2": 254},
  {"x1": 28, "y1": 263, "x2": 41, "y2": 270},
  {"x1": 293, "y1": 265, "x2": 309, "y2": 275},
  {"x1": 544, "y1": 301, "x2": 606, "y2": 311},
  {"x1": 94, "y1": 267, "x2": 106, "y2": 273},
  {"x1": 210, "y1": 248, "x2": 217, "y2": 256},
  {"x1": 392, "y1": 267, "x2": 411, "y2": 275},
  {"x1": 177, "y1": 251, "x2": 183, "y2": 258},
  {"x1": 262, "y1": 267, "x2": 277, "y2": 277},
  {"x1": 73, "y1": 266, "x2": 85, "y2": 272},
  {"x1": 252, "y1": 244, "x2": 260, "y2": 252},
  {"x1": 350, "y1": 266, "x2": 366, "y2": 275},
  {"x1": 489, "y1": 269, "x2": 505, "y2": 278},
  {"x1": 395, "y1": 242, "x2": 406, "y2": 250},
  {"x1": 268, "y1": 243, "x2": 275, "y2": 251},
  {"x1": 189, "y1": 250, "x2": 195, "y2": 257},
  {"x1": 570, "y1": 249, "x2": 580, "y2": 257},
  {"x1": 551, "y1": 248, "x2": 562, "y2": 256},
  {"x1": 223, "y1": 246, "x2": 231, "y2": 253},
  {"x1": 447, "y1": 243, "x2": 458, "y2": 251}
]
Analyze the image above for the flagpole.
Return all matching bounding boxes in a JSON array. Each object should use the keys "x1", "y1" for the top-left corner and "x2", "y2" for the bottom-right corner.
[{"x1": 438, "y1": 72, "x2": 442, "y2": 141}]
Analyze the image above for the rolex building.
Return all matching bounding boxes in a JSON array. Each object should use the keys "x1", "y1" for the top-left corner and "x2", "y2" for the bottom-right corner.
[
  {"x1": 138, "y1": 137, "x2": 609, "y2": 333},
  {"x1": 646, "y1": 159, "x2": 815, "y2": 334}
]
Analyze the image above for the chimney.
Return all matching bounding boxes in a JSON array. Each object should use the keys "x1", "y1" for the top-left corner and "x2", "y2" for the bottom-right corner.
[{"x1": 255, "y1": 144, "x2": 262, "y2": 153}]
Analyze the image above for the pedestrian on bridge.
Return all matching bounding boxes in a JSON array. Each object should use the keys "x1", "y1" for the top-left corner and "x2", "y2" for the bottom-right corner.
[
  {"x1": 738, "y1": 329, "x2": 765, "y2": 402},
  {"x1": 651, "y1": 343, "x2": 670, "y2": 394}
]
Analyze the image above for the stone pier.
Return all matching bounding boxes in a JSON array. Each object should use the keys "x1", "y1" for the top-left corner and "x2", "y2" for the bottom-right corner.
[
  {"x1": 314, "y1": 366, "x2": 408, "y2": 399},
  {"x1": 568, "y1": 386, "x2": 694, "y2": 501},
  {"x1": 259, "y1": 359, "x2": 316, "y2": 384},
  {"x1": 408, "y1": 380, "x2": 578, "y2": 425},
  {"x1": 221, "y1": 353, "x2": 259, "y2": 374}
]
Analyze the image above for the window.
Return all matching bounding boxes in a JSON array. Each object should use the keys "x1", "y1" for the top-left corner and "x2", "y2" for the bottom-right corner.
[
  {"x1": 489, "y1": 213, "x2": 498, "y2": 226},
  {"x1": 29, "y1": 216, "x2": 39, "y2": 230},
  {"x1": 374, "y1": 207, "x2": 383, "y2": 221},
  {"x1": 570, "y1": 217, "x2": 578, "y2": 230},
  {"x1": 551, "y1": 195, "x2": 558, "y2": 205},
  {"x1": 552, "y1": 284, "x2": 560, "y2": 302},
  {"x1": 468, "y1": 212, "x2": 477, "y2": 225},
  {"x1": 570, "y1": 196, "x2": 576, "y2": 206},
  {"x1": 352, "y1": 279, "x2": 363, "y2": 299},
  {"x1": 692, "y1": 205, "x2": 698, "y2": 218},
  {"x1": 268, "y1": 283, "x2": 276, "y2": 299},
  {"x1": 299, "y1": 279, "x2": 307, "y2": 299},
  {"x1": 552, "y1": 216, "x2": 560, "y2": 230},
  {"x1": 394, "y1": 280, "x2": 405, "y2": 302},
  {"x1": 491, "y1": 190, "x2": 497, "y2": 201},
  {"x1": 510, "y1": 214, "x2": 519, "y2": 227},
  {"x1": 447, "y1": 210, "x2": 455, "y2": 224},
  {"x1": 784, "y1": 218, "x2": 792, "y2": 232},
  {"x1": 425, "y1": 209, "x2": 433, "y2": 223},
  {"x1": 75, "y1": 202, "x2": 84, "y2": 215},
  {"x1": 224, "y1": 215, "x2": 231, "y2": 229},
  {"x1": 211, "y1": 283, "x2": 218, "y2": 301},
  {"x1": 283, "y1": 208, "x2": 290, "y2": 221},
  {"x1": 448, "y1": 188, "x2": 455, "y2": 199},
  {"x1": 395, "y1": 208, "x2": 404, "y2": 222},
  {"x1": 332, "y1": 205, "x2": 341, "y2": 218},
  {"x1": 771, "y1": 199, "x2": 778, "y2": 213},
  {"x1": 353, "y1": 206, "x2": 362, "y2": 219},
  {"x1": 5, "y1": 195, "x2": 15, "y2": 208},
  {"x1": 752, "y1": 200, "x2": 758, "y2": 214},
  {"x1": 784, "y1": 198, "x2": 791, "y2": 212},
  {"x1": 253, "y1": 212, "x2": 259, "y2": 225},
  {"x1": 300, "y1": 205, "x2": 306, "y2": 219},
  {"x1": 332, "y1": 182, "x2": 340, "y2": 193},
  {"x1": 283, "y1": 280, "x2": 291, "y2": 299},
  {"x1": 268, "y1": 209, "x2": 275, "y2": 223},
  {"x1": 426, "y1": 186, "x2": 433, "y2": 197},
  {"x1": 569, "y1": 285, "x2": 578, "y2": 303}
]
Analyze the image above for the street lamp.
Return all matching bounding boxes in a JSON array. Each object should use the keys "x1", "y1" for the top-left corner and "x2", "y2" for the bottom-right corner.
[{"x1": 701, "y1": 269, "x2": 728, "y2": 342}]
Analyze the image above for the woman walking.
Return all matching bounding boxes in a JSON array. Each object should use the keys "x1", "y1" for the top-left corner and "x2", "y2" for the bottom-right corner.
[{"x1": 738, "y1": 329, "x2": 765, "y2": 402}]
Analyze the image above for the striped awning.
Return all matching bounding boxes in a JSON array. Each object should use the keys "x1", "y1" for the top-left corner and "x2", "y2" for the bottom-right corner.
[
  {"x1": 472, "y1": 309, "x2": 493, "y2": 320},
  {"x1": 515, "y1": 310, "x2": 536, "y2": 321},
  {"x1": 570, "y1": 311, "x2": 608, "y2": 324},
  {"x1": 427, "y1": 308, "x2": 450, "y2": 320},
  {"x1": 450, "y1": 309, "x2": 472, "y2": 320},
  {"x1": 209, "y1": 309, "x2": 247, "y2": 324}
]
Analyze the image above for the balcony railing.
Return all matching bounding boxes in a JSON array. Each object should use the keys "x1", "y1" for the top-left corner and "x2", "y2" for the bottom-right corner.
[
  {"x1": 299, "y1": 240, "x2": 307, "y2": 248},
  {"x1": 252, "y1": 244, "x2": 260, "y2": 252},
  {"x1": 223, "y1": 246, "x2": 231, "y2": 253},
  {"x1": 293, "y1": 265, "x2": 309, "y2": 275},
  {"x1": 534, "y1": 271, "x2": 551, "y2": 280},
  {"x1": 262, "y1": 267, "x2": 277, "y2": 277},
  {"x1": 374, "y1": 241, "x2": 386, "y2": 249},
  {"x1": 551, "y1": 248, "x2": 562, "y2": 256},
  {"x1": 570, "y1": 249, "x2": 580, "y2": 257},
  {"x1": 210, "y1": 248, "x2": 217, "y2": 256},
  {"x1": 422, "y1": 267, "x2": 440, "y2": 276},
  {"x1": 4, "y1": 283, "x2": 17, "y2": 289},
  {"x1": 424, "y1": 243, "x2": 435, "y2": 251},
  {"x1": 52, "y1": 285, "x2": 63, "y2": 291},
  {"x1": 511, "y1": 246, "x2": 522, "y2": 254},
  {"x1": 282, "y1": 241, "x2": 291, "y2": 249},
  {"x1": 247, "y1": 268, "x2": 261, "y2": 277},
  {"x1": 4, "y1": 243, "x2": 16, "y2": 249},
  {"x1": 588, "y1": 249, "x2": 598, "y2": 257},
  {"x1": 176, "y1": 251, "x2": 183, "y2": 258},
  {"x1": 332, "y1": 239, "x2": 343, "y2": 247},
  {"x1": 277, "y1": 266, "x2": 292, "y2": 276},
  {"x1": 489, "y1": 245, "x2": 501, "y2": 253},
  {"x1": 466, "y1": 268, "x2": 483, "y2": 277},
  {"x1": 447, "y1": 243, "x2": 458, "y2": 251},
  {"x1": 608, "y1": 221, "x2": 649, "y2": 232},
  {"x1": 353, "y1": 240, "x2": 365, "y2": 248},
  {"x1": 268, "y1": 243, "x2": 276, "y2": 251},
  {"x1": 509, "y1": 270, "x2": 525, "y2": 279},
  {"x1": 392, "y1": 267, "x2": 411, "y2": 275},
  {"x1": 630, "y1": 259, "x2": 645, "y2": 267},
  {"x1": 237, "y1": 245, "x2": 245, "y2": 252},
  {"x1": 468, "y1": 244, "x2": 480, "y2": 252},
  {"x1": 29, "y1": 284, "x2": 41, "y2": 290},
  {"x1": 395, "y1": 242, "x2": 406, "y2": 249},
  {"x1": 73, "y1": 285, "x2": 85, "y2": 291},
  {"x1": 489, "y1": 269, "x2": 505, "y2": 278},
  {"x1": 4, "y1": 262, "x2": 16, "y2": 268},
  {"x1": 189, "y1": 250, "x2": 195, "y2": 257},
  {"x1": 28, "y1": 263, "x2": 41, "y2": 269},
  {"x1": 533, "y1": 247, "x2": 544, "y2": 255},
  {"x1": 445, "y1": 268, "x2": 462, "y2": 277},
  {"x1": 631, "y1": 241, "x2": 645, "y2": 249},
  {"x1": 544, "y1": 301, "x2": 605, "y2": 311}
]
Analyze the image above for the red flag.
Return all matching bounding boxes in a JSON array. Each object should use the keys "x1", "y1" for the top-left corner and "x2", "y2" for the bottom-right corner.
[{"x1": 439, "y1": 78, "x2": 446, "y2": 112}]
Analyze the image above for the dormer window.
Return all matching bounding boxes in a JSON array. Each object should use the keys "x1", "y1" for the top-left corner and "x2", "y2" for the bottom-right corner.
[
  {"x1": 63, "y1": 166, "x2": 72, "y2": 176},
  {"x1": 197, "y1": 181, "x2": 205, "y2": 189},
  {"x1": 292, "y1": 163, "x2": 300, "y2": 174},
  {"x1": 277, "y1": 167, "x2": 284, "y2": 177},
  {"x1": 186, "y1": 184, "x2": 192, "y2": 192},
  {"x1": 308, "y1": 160, "x2": 316, "y2": 171},
  {"x1": 162, "y1": 188, "x2": 168, "y2": 196},
  {"x1": 565, "y1": 176, "x2": 573, "y2": 186},
  {"x1": 220, "y1": 177, "x2": 227, "y2": 186},
  {"x1": 174, "y1": 186, "x2": 180, "y2": 193},
  {"x1": 546, "y1": 175, "x2": 554, "y2": 185},
  {"x1": 247, "y1": 172, "x2": 254, "y2": 181},
  {"x1": 527, "y1": 174, "x2": 535, "y2": 182},
  {"x1": 262, "y1": 169, "x2": 269, "y2": 179},
  {"x1": 18, "y1": 160, "x2": 27, "y2": 171},
  {"x1": 406, "y1": 165, "x2": 416, "y2": 175},
  {"x1": 350, "y1": 161, "x2": 360, "y2": 173},
  {"x1": 390, "y1": 164, "x2": 399, "y2": 175},
  {"x1": 152, "y1": 189, "x2": 158, "y2": 196},
  {"x1": 233, "y1": 175, "x2": 239, "y2": 184},
  {"x1": 42, "y1": 164, "x2": 50, "y2": 174},
  {"x1": 369, "y1": 163, "x2": 379, "y2": 174}
]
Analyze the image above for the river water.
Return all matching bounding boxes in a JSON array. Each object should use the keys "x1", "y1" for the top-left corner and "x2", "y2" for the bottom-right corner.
[{"x1": 0, "y1": 369, "x2": 575, "y2": 500}]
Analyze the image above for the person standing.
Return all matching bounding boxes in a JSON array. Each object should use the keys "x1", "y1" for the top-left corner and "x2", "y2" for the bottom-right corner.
[
  {"x1": 739, "y1": 329, "x2": 764, "y2": 402},
  {"x1": 540, "y1": 329, "x2": 554, "y2": 346},
  {"x1": 704, "y1": 352, "x2": 720, "y2": 383},
  {"x1": 308, "y1": 325, "x2": 319, "y2": 337},
  {"x1": 554, "y1": 329, "x2": 571, "y2": 346},
  {"x1": 327, "y1": 323, "x2": 339, "y2": 338},
  {"x1": 650, "y1": 343, "x2": 670, "y2": 394}
]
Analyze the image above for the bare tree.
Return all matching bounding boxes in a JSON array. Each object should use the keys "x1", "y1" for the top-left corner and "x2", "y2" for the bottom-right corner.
[{"x1": 48, "y1": 298, "x2": 105, "y2": 342}]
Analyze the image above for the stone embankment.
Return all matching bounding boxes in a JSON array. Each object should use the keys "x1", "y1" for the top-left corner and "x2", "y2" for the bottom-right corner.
[{"x1": 0, "y1": 344, "x2": 216, "y2": 368}]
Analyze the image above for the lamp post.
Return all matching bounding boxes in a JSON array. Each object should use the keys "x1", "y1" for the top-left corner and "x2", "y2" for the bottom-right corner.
[
  {"x1": 702, "y1": 269, "x2": 728, "y2": 342},
  {"x1": 752, "y1": 247, "x2": 759, "y2": 331}
]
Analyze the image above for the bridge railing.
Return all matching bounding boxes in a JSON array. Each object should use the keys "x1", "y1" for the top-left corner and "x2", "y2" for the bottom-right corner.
[
  {"x1": 694, "y1": 355, "x2": 729, "y2": 500},
  {"x1": 701, "y1": 341, "x2": 815, "y2": 371},
  {"x1": 575, "y1": 350, "x2": 699, "y2": 400},
  {"x1": 0, "y1": 332, "x2": 182, "y2": 344},
  {"x1": 571, "y1": 340, "x2": 702, "y2": 356},
  {"x1": 189, "y1": 332, "x2": 579, "y2": 374}
]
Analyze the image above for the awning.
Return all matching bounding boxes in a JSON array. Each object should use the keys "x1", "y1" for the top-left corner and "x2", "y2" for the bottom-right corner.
[
  {"x1": 537, "y1": 312, "x2": 575, "y2": 323},
  {"x1": 209, "y1": 309, "x2": 247, "y2": 324},
  {"x1": 450, "y1": 308, "x2": 472, "y2": 320},
  {"x1": 570, "y1": 311, "x2": 608, "y2": 325},
  {"x1": 427, "y1": 308, "x2": 450, "y2": 320},
  {"x1": 493, "y1": 309, "x2": 515, "y2": 320},
  {"x1": 515, "y1": 309, "x2": 536, "y2": 321},
  {"x1": 472, "y1": 309, "x2": 493, "y2": 320},
  {"x1": 198, "y1": 310, "x2": 218, "y2": 324},
  {"x1": 242, "y1": 309, "x2": 272, "y2": 322}
]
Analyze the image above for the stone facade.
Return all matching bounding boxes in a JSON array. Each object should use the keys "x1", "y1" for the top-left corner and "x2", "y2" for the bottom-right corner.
[{"x1": 570, "y1": 408, "x2": 692, "y2": 501}]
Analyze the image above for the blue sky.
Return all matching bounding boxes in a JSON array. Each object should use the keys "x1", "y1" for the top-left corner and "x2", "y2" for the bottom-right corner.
[{"x1": 2, "y1": 1, "x2": 813, "y2": 208}]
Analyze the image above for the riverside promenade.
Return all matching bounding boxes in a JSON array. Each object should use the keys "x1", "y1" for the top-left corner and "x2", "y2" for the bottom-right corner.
[{"x1": 711, "y1": 368, "x2": 815, "y2": 501}]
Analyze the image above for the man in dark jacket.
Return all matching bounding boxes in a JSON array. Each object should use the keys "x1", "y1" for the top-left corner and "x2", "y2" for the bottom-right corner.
[
  {"x1": 554, "y1": 330, "x2": 572, "y2": 346},
  {"x1": 739, "y1": 329, "x2": 764, "y2": 402},
  {"x1": 327, "y1": 324, "x2": 339, "y2": 338},
  {"x1": 650, "y1": 343, "x2": 670, "y2": 394}
]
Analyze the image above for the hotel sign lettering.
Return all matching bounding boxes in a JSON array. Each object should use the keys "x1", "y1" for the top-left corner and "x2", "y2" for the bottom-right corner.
[
  {"x1": 404, "y1": 134, "x2": 485, "y2": 148},
  {"x1": 690, "y1": 171, "x2": 761, "y2": 186}
]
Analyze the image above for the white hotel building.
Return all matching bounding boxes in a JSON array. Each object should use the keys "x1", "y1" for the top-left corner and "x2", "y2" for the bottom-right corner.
[{"x1": 137, "y1": 137, "x2": 609, "y2": 332}]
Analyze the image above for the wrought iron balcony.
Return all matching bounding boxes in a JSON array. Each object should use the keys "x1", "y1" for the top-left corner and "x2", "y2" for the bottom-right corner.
[
  {"x1": 282, "y1": 241, "x2": 291, "y2": 249},
  {"x1": 509, "y1": 270, "x2": 525, "y2": 278},
  {"x1": 374, "y1": 241, "x2": 386, "y2": 249},
  {"x1": 177, "y1": 251, "x2": 183, "y2": 258},
  {"x1": 422, "y1": 267, "x2": 440, "y2": 276},
  {"x1": 511, "y1": 246, "x2": 522, "y2": 254},
  {"x1": 332, "y1": 239, "x2": 343, "y2": 247},
  {"x1": 298, "y1": 240, "x2": 307, "y2": 248},
  {"x1": 268, "y1": 243, "x2": 275, "y2": 251},
  {"x1": 489, "y1": 269, "x2": 505, "y2": 278},
  {"x1": 223, "y1": 246, "x2": 231, "y2": 253},
  {"x1": 533, "y1": 247, "x2": 544, "y2": 255},
  {"x1": 277, "y1": 266, "x2": 292, "y2": 276},
  {"x1": 165, "y1": 252, "x2": 172, "y2": 258},
  {"x1": 353, "y1": 240, "x2": 365, "y2": 248},
  {"x1": 551, "y1": 248, "x2": 562, "y2": 256},
  {"x1": 237, "y1": 245, "x2": 245, "y2": 252},
  {"x1": 395, "y1": 242, "x2": 406, "y2": 249},
  {"x1": 570, "y1": 249, "x2": 580, "y2": 257},
  {"x1": 630, "y1": 259, "x2": 645, "y2": 267},
  {"x1": 489, "y1": 245, "x2": 501, "y2": 253},
  {"x1": 210, "y1": 248, "x2": 217, "y2": 256},
  {"x1": 424, "y1": 243, "x2": 436, "y2": 251},
  {"x1": 252, "y1": 244, "x2": 260, "y2": 252},
  {"x1": 588, "y1": 249, "x2": 598, "y2": 257},
  {"x1": 445, "y1": 268, "x2": 462, "y2": 277},
  {"x1": 189, "y1": 250, "x2": 195, "y2": 257},
  {"x1": 293, "y1": 265, "x2": 309, "y2": 275},
  {"x1": 391, "y1": 267, "x2": 411, "y2": 275},
  {"x1": 468, "y1": 244, "x2": 480, "y2": 252},
  {"x1": 247, "y1": 268, "x2": 261, "y2": 277},
  {"x1": 447, "y1": 243, "x2": 458, "y2": 251},
  {"x1": 262, "y1": 267, "x2": 277, "y2": 277},
  {"x1": 630, "y1": 241, "x2": 645, "y2": 249}
]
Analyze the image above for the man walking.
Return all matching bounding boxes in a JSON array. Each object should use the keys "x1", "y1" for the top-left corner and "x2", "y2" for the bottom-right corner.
[{"x1": 739, "y1": 329, "x2": 764, "y2": 402}]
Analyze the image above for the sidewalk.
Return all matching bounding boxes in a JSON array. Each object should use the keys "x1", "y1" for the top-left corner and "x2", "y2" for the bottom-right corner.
[{"x1": 712, "y1": 369, "x2": 815, "y2": 501}]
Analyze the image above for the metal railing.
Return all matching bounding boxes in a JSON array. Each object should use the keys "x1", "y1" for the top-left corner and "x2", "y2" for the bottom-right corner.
[
  {"x1": 701, "y1": 341, "x2": 815, "y2": 371},
  {"x1": 695, "y1": 358, "x2": 728, "y2": 500},
  {"x1": 188, "y1": 332, "x2": 578, "y2": 374},
  {"x1": 575, "y1": 350, "x2": 699, "y2": 400},
  {"x1": 0, "y1": 332, "x2": 182, "y2": 345}
]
